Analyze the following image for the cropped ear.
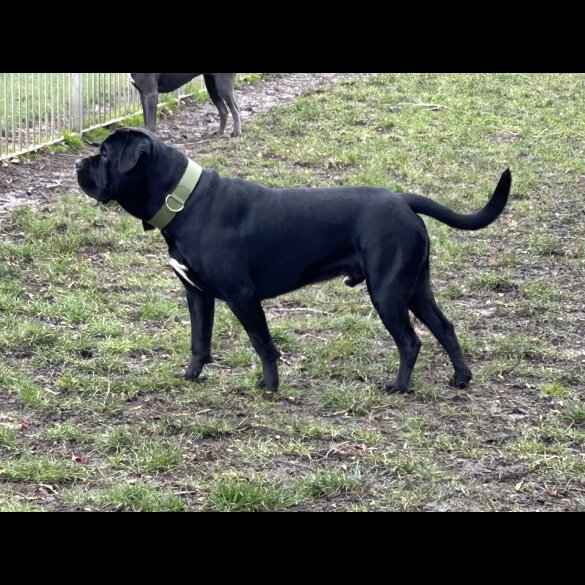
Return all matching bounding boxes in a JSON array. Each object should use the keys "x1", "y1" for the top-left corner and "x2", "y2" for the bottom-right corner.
[{"x1": 119, "y1": 132, "x2": 151, "y2": 174}]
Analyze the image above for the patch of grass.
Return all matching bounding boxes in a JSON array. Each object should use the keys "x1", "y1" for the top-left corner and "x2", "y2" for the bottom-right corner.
[
  {"x1": 187, "y1": 417, "x2": 241, "y2": 439},
  {"x1": 49, "y1": 144, "x2": 70, "y2": 154},
  {"x1": 96, "y1": 428, "x2": 141, "y2": 454},
  {"x1": 37, "y1": 422, "x2": 92, "y2": 444},
  {"x1": 540, "y1": 382, "x2": 569, "y2": 398},
  {"x1": 296, "y1": 467, "x2": 367, "y2": 498},
  {"x1": 236, "y1": 73, "x2": 263, "y2": 87},
  {"x1": 484, "y1": 333, "x2": 555, "y2": 360},
  {"x1": 0, "y1": 367, "x2": 52, "y2": 408},
  {"x1": 62, "y1": 130, "x2": 84, "y2": 150},
  {"x1": 99, "y1": 481, "x2": 185, "y2": 512},
  {"x1": 468, "y1": 272, "x2": 517, "y2": 292},
  {"x1": 0, "y1": 457, "x2": 89, "y2": 483},
  {"x1": 441, "y1": 284, "x2": 465, "y2": 300},
  {"x1": 0, "y1": 427, "x2": 18, "y2": 451},
  {"x1": 312, "y1": 381, "x2": 387, "y2": 415},
  {"x1": 527, "y1": 231, "x2": 565, "y2": 256},
  {"x1": 521, "y1": 281, "x2": 566, "y2": 303},
  {"x1": 270, "y1": 414, "x2": 346, "y2": 441},
  {"x1": 112, "y1": 112, "x2": 143, "y2": 128},
  {"x1": 107, "y1": 440, "x2": 184, "y2": 474},
  {"x1": 83, "y1": 127, "x2": 110, "y2": 143},
  {"x1": 0, "y1": 320, "x2": 61, "y2": 352},
  {"x1": 0, "y1": 500, "x2": 43, "y2": 512},
  {"x1": 562, "y1": 401, "x2": 585, "y2": 425},
  {"x1": 237, "y1": 437, "x2": 315, "y2": 461},
  {"x1": 206, "y1": 475, "x2": 296, "y2": 512}
]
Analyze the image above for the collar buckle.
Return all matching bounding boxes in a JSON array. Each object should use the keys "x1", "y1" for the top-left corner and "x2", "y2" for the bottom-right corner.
[
  {"x1": 165, "y1": 193, "x2": 185, "y2": 213},
  {"x1": 146, "y1": 159, "x2": 203, "y2": 230}
]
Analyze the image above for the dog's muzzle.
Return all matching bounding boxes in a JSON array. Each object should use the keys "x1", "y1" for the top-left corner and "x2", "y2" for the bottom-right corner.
[{"x1": 76, "y1": 159, "x2": 111, "y2": 203}]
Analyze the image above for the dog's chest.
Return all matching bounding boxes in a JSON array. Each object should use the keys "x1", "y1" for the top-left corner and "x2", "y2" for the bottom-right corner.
[{"x1": 167, "y1": 252, "x2": 219, "y2": 297}]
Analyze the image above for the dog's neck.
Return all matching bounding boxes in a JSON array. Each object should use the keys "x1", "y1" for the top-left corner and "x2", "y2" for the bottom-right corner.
[
  {"x1": 114, "y1": 146, "x2": 191, "y2": 225},
  {"x1": 145, "y1": 159, "x2": 203, "y2": 230}
]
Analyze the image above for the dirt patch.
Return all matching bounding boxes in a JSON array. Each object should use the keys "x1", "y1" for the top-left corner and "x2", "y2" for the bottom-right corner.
[{"x1": 0, "y1": 73, "x2": 368, "y2": 219}]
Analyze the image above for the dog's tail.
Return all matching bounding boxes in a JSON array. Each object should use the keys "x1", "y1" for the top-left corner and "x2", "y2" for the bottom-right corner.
[{"x1": 402, "y1": 169, "x2": 511, "y2": 230}]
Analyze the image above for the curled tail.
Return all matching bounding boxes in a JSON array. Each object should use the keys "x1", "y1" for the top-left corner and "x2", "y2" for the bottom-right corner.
[{"x1": 402, "y1": 169, "x2": 511, "y2": 230}]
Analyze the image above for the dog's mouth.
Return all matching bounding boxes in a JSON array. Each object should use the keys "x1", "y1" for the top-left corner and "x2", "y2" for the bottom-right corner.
[
  {"x1": 76, "y1": 158, "x2": 113, "y2": 203},
  {"x1": 88, "y1": 191, "x2": 113, "y2": 204}
]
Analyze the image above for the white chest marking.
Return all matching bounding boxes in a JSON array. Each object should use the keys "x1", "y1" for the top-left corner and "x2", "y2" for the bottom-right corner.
[{"x1": 169, "y1": 258, "x2": 201, "y2": 290}]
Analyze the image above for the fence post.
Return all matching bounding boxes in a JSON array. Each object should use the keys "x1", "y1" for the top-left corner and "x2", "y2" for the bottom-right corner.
[{"x1": 70, "y1": 73, "x2": 83, "y2": 134}]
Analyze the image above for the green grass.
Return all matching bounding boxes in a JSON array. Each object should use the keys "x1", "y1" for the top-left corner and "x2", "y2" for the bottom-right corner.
[
  {"x1": 0, "y1": 500, "x2": 43, "y2": 512},
  {"x1": 540, "y1": 382, "x2": 569, "y2": 398},
  {"x1": 62, "y1": 130, "x2": 84, "y2": 150},
  {"x1": 0, "y1": 427, "x2": 18, "y2": 451},
  {"x1": 83, "y1": 127, "x2": 110, "y2": 144},
  {"x1": 207, "y1": 476, "x2": 296, "y2": 511},
  {"x1": 296, "y1": 467, "x2": 369, "y2": 499},
  {"x1": 1, "y1": 73, "x2": 584, "y2": 511},
  {"x1": 97, "y1": 482, "x2": 185, "y2": 512},
  {"x1": 0, "y1": 457, "x2": 88, "y2": 483}
]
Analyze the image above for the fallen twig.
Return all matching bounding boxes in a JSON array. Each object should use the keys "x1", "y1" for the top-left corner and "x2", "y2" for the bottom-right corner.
[{"x1": 397, "y1": 102, "x2": 449, "y2": 110}]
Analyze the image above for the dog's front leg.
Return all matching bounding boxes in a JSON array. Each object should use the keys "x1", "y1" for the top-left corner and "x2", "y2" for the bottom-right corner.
[
  {"x1": 227, "y1": 299, "x2": 281, "y2": 391},
  {"x1": 141, "y1": 91, "x2": 159, "y2": 132},
  {"x1": 183, "y1": 286, "x2": 215, "y2": 381}
]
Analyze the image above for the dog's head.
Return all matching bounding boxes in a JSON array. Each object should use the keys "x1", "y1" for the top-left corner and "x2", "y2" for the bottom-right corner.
[{"x1": 76, "y1": 128, "x2": 157, "y2": 204}]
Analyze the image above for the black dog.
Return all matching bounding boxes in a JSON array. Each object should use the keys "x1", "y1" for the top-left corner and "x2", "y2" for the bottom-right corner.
[
  {"x1": 76, "y1": 128, "x2": 511, "y2": 394},
  {"x1": 130, "y1": 73, "x2": 241, "y2": 136}
]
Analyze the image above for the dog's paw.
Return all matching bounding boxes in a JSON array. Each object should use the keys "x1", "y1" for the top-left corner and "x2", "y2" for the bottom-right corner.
[
  {"x1": 183, "y1": 370, "x2": 203, "y2": 383},
  {"x1": 384, "y1": 383, "x2": 412, "y2": 395},
  {"x1": 230, "y1": 129, "x2": 241, "y2": 138},
  {"x1": 449, "y1": 369, "x2": 472, "y2": 389},
  {"x1": 183, "y1": 355, "x2": 212, "y2": 382},
  {"x1": 256, "y1": 377, "x2": 278, "y2": 393}
]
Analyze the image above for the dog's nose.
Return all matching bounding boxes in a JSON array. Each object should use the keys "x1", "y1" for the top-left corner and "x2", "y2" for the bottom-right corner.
[{"x1": 75, "y1": 159, "x2": 83, "y2": 171}]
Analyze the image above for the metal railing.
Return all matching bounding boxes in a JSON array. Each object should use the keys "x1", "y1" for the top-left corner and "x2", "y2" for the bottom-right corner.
[{"x1": 0, "y1": 73, "x2": 203, "y2": 160}]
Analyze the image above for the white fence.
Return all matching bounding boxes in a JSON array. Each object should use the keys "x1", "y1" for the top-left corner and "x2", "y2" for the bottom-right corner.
[{"x1": 0, "y1": 73, "x2": 202, "y2": 160}]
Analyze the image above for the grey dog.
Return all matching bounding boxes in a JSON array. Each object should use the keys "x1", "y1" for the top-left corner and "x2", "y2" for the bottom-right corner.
[{"x1": 130, "y1": 73, "x2": 241, "y2": 136}]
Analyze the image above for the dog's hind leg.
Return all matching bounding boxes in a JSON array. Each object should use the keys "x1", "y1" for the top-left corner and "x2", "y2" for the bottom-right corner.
[
  {"x1": 204, "y1": 75, "x2": 229, "y2": 136},
  {"x1": 375, "y1": 301, "x2": 421, "y2": 394},
  {"x1": 364, "y1": 225, "x2": 429, "y2": 393},
  {"x1": 215, "y1": 74, "x2": 241, "y2": 137},
  {"x1": 409, "y1": 268, "x2": 472, "y2": 389},
  {"x1": 227, "y1": 299, "x2": 281, "y2": 391}
]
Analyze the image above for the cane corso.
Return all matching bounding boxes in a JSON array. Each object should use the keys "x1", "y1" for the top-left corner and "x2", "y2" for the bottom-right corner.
[
  {"x1": 76, "y1": 128, "x2": 511, "y2": 394},
  {"x1": 130, "y1": 73, "x2": 241, "y2": 136}
]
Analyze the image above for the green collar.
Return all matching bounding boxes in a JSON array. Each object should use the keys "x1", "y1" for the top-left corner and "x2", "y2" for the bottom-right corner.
[{"x1": 147, "y1": 159, "x2": 203, "y2": 230}]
